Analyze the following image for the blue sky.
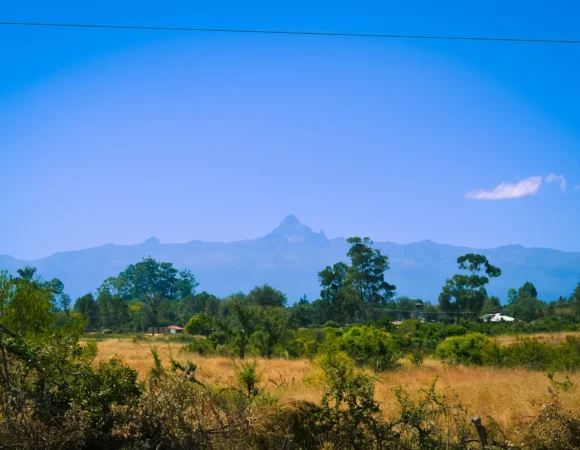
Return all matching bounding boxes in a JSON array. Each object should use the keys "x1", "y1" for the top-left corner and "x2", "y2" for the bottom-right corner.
[{"x1": 1, "y1": 0, "x2": 580, "y2": 259}]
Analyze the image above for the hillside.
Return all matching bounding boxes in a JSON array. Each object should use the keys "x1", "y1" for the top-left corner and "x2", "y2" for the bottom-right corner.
[{"x1": 1, "y1": 215, "x2": 579, "y2": 303}]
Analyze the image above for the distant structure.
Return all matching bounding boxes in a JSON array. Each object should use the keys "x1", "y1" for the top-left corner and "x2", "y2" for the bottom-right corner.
[
  {"x1": 146, "y1": 325, "x2": 184, "y2": 335},
  {"x1": 481, "y1": 313, "x2": 515, "y2": 323}
]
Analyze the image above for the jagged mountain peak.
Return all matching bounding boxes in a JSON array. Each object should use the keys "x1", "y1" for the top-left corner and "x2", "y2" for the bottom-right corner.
[
  {"x1": 262, "y1": 215, "x2": 327, "y2": 244},
  {"x1": 142, "y1": 237, "x2": 161, "y2": 245}
]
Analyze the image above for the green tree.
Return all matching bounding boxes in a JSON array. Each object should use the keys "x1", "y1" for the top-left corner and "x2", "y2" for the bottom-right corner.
[
  {"x1": 0, "y1": 270, "x2": 55, "y2": 336},
  {"x1": 185, "y1": 313, "x2": 215, "y2": 336},
  {"x1": 247, "y1": 284, "x2": 287, "y2": 308},
  {"x1": 507, "y1": 288, "x2": 518, "y2": 304},
  {"x1": 438, "y1": 253, "x2": 501, "y2": 322},
  {"x1": 73, "y1": 293, "x2": 99, "y2": 329},
  {"x1": 15, "y1": 266, "x2": 38, "y2": 283},
  {"x1": 290, "y1": 295, "x2": 314, "y2": 328},
  {"x1": 344, "y1": 237, "x2": 396, "y2": 320},
  {"x1": 504, "y1": 282, "x2": 545, "y2": 322},
  {"x1": 96, "y1": 290, "x2": 129, "y2": 331},
  {"x1": 518, "y1": 281, "x2": 538, "y2": 299},
  {"x1": 225, "y1": 294, "x2": 258, "y2": 359},
  {"x1": 389, "y1": 297, "x2": 423, "y2": 321},
  {"x1": 506, "y1": 296, "x2": 545, "y2": 322},
  {"x1": 178, "y1": 291, "x2": 220, "y2": 324},
  {"x1": 99, "y1": 258, "x2": 198, "y2": 329},
  {"x1": 258, "y1": 306, "x2": 290, "y2": 358},
  {"x1": 480, "y1": 296, "x2": 502, "y2": 316},
  {"x1": 422, "y1": 302, "x2": 447, "y2": 322},
  {"x1": 175, "y1": 269, "x2": 199, "y2": 299},
  {"x1": 319, "y1": 262, "x2": 352, "y2": 323}
]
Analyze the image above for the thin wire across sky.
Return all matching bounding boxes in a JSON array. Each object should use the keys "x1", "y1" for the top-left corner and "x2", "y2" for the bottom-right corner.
[{"x1": 1, "y1": 21, "x2": 580, "y2": 45}]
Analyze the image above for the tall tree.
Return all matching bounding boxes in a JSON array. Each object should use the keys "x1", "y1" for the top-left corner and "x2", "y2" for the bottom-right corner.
[
  {"x1": 15, "y1": 266, "x2": 38, "y2": 283},
  {"x1": 517, "y1": 282, "x2": 538, "y2": 299},
  {"x1": 247, "y1": 284, "x2": 287, "y2": 308},
  {"x1": 74, "y1": 293, "x2": 99, "y2": 329},
  {"x1": 175, "y1": 269, "x2": 199, "y2": 299},
  {"x1": 507, "y1": 288, "x2": 518, "y2": 305},
  {"x1": 318, "y1": 238, "x2": 395, "y2": 324},
  {"x1": 97, "y1": 257, "x2": 198, "y2": 328},
  {"x1": 388, "y1": 297, "x2": 423, "y2": 320},
  {"x1": 344, "y1": 237, "x2": 396, "y2": 319},
  {"x1": 179, "y1": 291, "x2": 218, "y2": 324},
  {"x1": 258, "y1": 307, "x2": 289, "y2": 359},
  {"x1": 438, "y1": 253, "x2": 501, "y2": 321},
  {"x1": 504, "y1": 281, "x2": 544, "y2": 321},
  {"x1": 318, "y1": 262, "x2": 351, "y2": 323},
  {"x1": 290, "y1": 295, "x2": 314, "y2": 328},
  {"x1": 96, "y1": 290, "x2": 129, "y2": 330},
  {"x1": 480, "y1": 296, "x2": 501, "y2": 316},
  {"x1": 0, "y1": 270, "x2": 55, "y2": 336},
  {"x1": 225, "y1": 294, "x2": 258, "y2": 359}
]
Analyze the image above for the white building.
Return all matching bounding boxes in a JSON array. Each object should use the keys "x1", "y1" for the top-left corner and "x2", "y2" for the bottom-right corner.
[{"x1": 481, "y1": 313, "x2": 515, "y2": 323}]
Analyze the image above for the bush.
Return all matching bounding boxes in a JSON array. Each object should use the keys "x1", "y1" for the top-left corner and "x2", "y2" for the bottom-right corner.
[
  {"x1": 435, "y1": 333, "x2": 500, "y2": 366},
  {"x1": 69, "y1": 358, "x2": 142, "y2": 430},
  {"x1": 339, "y1": 325, "x2": 401, "y2": 371},
  {"x1": 185, "y1": 313, "x2": 215, "y2": 336},
  {"x1": 500, "y1": 336, "x2": 580, "y2": 371},
  {"x1": 181, "y1": 336, "x2": 216, "y2": 356},
  {"x1": 235, "y1": 360, "x2": 261, "y2": 397},
  {"x1": 500, "y1": 337, "x2": 558, "y2": 371}
]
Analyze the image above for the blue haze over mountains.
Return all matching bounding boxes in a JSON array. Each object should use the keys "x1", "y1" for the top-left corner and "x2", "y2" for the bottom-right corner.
[{"x1": 1, "y1": 215, "x2": 579, "y2": 304}]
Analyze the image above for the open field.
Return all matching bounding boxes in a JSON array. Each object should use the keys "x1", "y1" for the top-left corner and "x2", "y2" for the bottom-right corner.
[
  {"x1": 90, "y1": 337, "x2": 580, "y2": 429},
  {"x1": 494, "y1": 330, "x2": 580, "y2": 346}
]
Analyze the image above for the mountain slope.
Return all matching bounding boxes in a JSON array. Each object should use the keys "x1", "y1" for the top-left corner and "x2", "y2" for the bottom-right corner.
[{"x1": 1, "y1": 216, "x2": 579, "y2": 303}]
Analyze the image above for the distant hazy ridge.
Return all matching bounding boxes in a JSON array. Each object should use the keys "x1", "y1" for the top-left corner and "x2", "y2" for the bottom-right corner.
[{"x1": 1, "y1": 215, "x2": 579, "y2": 303}]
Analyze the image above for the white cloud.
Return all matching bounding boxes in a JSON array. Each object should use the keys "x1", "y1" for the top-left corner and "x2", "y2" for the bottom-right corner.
[
  {"x1": 545, "y1": 173, "x2": 567, "y2": 192},
  {"x1": 465, "y1": 176, "x2": 543, "y2": 200}
]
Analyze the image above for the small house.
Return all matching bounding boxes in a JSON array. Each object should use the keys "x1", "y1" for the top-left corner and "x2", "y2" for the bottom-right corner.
[
  {"x1": 146, "y1": 325, "x2": 185, "y2": 335},
  {"x1": 168, "y1": 325, "x2": 184, "y2": 334}
]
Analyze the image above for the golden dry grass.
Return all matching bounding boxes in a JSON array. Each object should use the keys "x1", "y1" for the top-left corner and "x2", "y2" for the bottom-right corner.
[
  {"x1": 495, "y1": 331, "x2": 580, "y2": 346},
  {"x1": 91, "y1": 338, "x2": 580, "y2": 429}
]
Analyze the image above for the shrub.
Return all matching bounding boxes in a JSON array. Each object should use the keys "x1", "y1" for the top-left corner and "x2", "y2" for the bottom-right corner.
[
  {"x1": 185, "y1": 313, "x2": 215, "y2": 336},
  {"x1": 339, "y1": 325, "x2": 401, "y2": 371},
  {"x1": 208, "y1": 329, "x2": 229, "y2": 346},
  {"x1": 284, "y1": 351, "x2": 392, "y2": 448},
  {"x1": 407, "y1": 348, "x2": 425, "y2": 367},
  {"x1": 181, "y1": 336, "x2": 216, "y2": 356},
  {"x1": 435, "y1": 333, "x2": 500, "y2": 366},
  {"x1": 500, "y1": 337, "x2": 558, "y2": 371},
  {"x1": 556, "y1": 336, "x2": 580, "y2": 370},
  {"x1": 235, "y1": 360, "x2": 261, "y2": 397},
  {"x1": 501, "y1": 336, "x2": 580, "y2": 371},
  {"x1": 69, "y1": 358, "x2": 142, "y2": 430}
]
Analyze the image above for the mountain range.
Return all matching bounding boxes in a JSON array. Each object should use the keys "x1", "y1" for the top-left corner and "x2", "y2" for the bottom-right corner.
[{"x1": 1, "y1": 215, "x2": 579, "y2": 304}]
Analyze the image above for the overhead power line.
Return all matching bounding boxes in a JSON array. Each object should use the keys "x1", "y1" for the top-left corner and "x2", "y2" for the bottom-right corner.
[{"x1": 1, "y1": 21, "x2": 580, "y2": 45}]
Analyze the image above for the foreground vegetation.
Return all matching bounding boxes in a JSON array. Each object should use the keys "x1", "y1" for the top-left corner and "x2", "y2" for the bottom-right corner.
[{"x1": 2, "y1": 236, "x2": 580, "y2": 448}]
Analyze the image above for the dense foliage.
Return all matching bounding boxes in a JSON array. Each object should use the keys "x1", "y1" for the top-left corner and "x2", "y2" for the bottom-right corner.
[{"x1": 2, "y1": 234, "x2": 580, "y2": 448}]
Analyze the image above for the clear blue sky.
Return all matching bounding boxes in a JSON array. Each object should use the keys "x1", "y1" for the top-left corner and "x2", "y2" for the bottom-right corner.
[{"x1": 1, "y1": 0, "x2": 580, "y2": 259}]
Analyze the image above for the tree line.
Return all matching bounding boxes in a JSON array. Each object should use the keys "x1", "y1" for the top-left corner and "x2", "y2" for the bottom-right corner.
[
  {"x1": 4, "y1": 236, "x2": 580, "y2": 338},
  {"x1": 2, "y1": 253, "x2": 580, "y2": 448}
]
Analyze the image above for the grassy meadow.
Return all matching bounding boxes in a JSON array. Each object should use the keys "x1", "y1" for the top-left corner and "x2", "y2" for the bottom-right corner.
[{"x1": 89, "y1": 334, "x2": 580, "y2": 430}]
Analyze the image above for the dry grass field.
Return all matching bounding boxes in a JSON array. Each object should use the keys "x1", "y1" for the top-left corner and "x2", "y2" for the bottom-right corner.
[
  {"x1": 90, "y1": 337, "x2": 580, "y2": 429},
  {"x1": 494, "y1": 330, "x2": 580, "y2": 346}
]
